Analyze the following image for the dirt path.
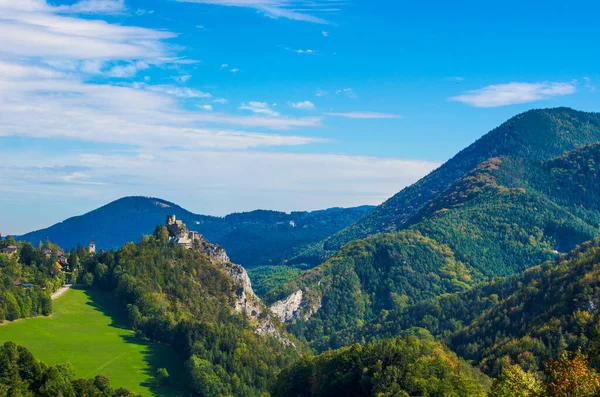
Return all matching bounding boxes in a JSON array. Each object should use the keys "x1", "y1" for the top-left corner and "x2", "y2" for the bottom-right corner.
[{"x1": 51, "y1": 284, "x2": 72, "y2": 300}]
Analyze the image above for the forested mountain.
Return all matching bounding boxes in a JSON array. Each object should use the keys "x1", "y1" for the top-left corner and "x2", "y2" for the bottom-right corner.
[
  {"x1": 268, "y1": 135, "x2": 600, "y2": 352},
  {"x1": 16, "y1": 196, "x2": 373, "y2": 268},
  {"x1": 291, "y1": 107, "x2": 600, "y2": 265},
  {"x1": 270, "y1": 336, "x2": 491, "y2": 397},
  {"x1": 72, "y1": 226, "x2": 305, "y2": 397},
  {"x1": 354, "y1": 238, "x2": 600, "y2": 379}
]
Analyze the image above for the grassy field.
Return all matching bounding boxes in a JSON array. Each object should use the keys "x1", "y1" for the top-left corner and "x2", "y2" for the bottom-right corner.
[{"x1": 0, "y1": 288, "x2": 184, "y2": 396}]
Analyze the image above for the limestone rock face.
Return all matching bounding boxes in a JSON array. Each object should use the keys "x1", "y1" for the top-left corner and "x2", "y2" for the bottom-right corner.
[
  {"x1": 166, "y1": 214, "x2": 293, "y2": 345},
  {"x1": 270, "y1": 290, "x2": 303, "y2": 322}
]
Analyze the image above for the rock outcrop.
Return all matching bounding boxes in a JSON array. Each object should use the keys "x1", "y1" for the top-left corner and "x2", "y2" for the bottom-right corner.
[
  {"x1": 166, "y1": 214, "x2": 292, "y2": 345},
  {"x1": 270, "y1": 290, "x2": 303, "y2": 322}
]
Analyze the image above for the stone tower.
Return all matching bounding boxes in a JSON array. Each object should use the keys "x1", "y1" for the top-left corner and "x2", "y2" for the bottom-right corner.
[{"x1": 167, "y1": 215, "x2": 176, "y2": 226}]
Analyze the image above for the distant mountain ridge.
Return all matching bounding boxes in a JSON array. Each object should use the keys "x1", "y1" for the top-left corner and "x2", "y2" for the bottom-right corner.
[
  {"x1": 16, "y1": 197, "x2": 374, "y2": 268},
  {"x1": 291, "y1": 107, "x2": 600, "y2": 265}
]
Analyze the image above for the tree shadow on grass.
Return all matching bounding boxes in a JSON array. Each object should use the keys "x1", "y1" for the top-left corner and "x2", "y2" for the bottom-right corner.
[{"x1": 81, "y1": 288, "x2": 188, "y2": 397}]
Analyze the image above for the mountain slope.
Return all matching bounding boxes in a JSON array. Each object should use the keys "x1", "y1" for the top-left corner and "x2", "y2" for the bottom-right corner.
[
  {"x1": 16, "y1": 197, "x2": 373, "y2": 268},
  {"x1": 292, "y1": 107, "x2": 600, "y2": 265},
  {"x1": 269, "y1": 138, "x2": 600, "y2": 351},
  {"x1": 361, "y1": 238, "x2": 600, "y2": 377}
]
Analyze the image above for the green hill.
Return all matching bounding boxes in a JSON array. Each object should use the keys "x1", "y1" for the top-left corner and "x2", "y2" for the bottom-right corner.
[
  {"x1": 16, "y1": 196, "x2": 373, "y2": 268},
  {"x1": 268, "y1": 137, "x2": 600, "y2": 352},
  {"x1": 358, "y1": 238, "x2": 600, "y2": 378},
  {"x1": 270, "y1": 336, "x2": 490, "y2": 397},
  {"x1": 290, "y1": 107, "x2": 600, "y2": 266}
]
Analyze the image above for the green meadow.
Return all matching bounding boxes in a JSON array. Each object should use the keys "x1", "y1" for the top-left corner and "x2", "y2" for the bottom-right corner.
[{"x1": 0, "y1": 288, "x2": 183, "y2": 397}]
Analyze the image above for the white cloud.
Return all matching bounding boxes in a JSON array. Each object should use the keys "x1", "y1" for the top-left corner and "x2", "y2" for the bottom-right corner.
[
  {"x1": 221, "y1": 63, "x2": 229, "y2": 68},
  {"x1": 230, "y1": 68, "x2": 241, "y2": 73},
  {"x1": 0, "y1": 148, "x2": 440, "y2": 234},
  {"x1": 336, "y1": 88, "x2": 357, "y2": 98},
  {"x1": 142, "y1": 84, "x2": 212, "y2": 98},
  {"x1": 584, "y1": 76, "x2": 597, "y2": 93},
  {"x1": 213, "y1": 98, "x2": 228, "y2": 104},
  {"x1": 57, "y1": 0, "x2": 126, "y2": 14},
  {"x1": 325, "y1": 112, "x2": 402, "y2": 119},
  {"x1": 322, "y1": 30, "x2": 329, "y2": 37},
  {"x1": 135, "y1": 9, "x2": 155, "y2": 16},
  {"x1": 106, "y1": 61, "x2": 149, "y2": 78},
  {"x1": 315, "y1": 89, "x2": 328, "y2": 97},
  {"x1": 174, "y1": 0, "x2": 342, "y2": 24},
  {"x1": 0, "y1": 2, "x2": 175, "y2": 62},
  {"x1": 296, "y1": 49, "x2": 316, "y2": 54},
  {"x1": 201, "y1": 104, "x2": 213, "y2": 111},
  {"x1": 449, "y1": 81, "x2": 577, "y2": 108},
  {"x1": 290, "y1": 101, "x2": 316, "y2": 110},
  {"x1": 239, "y1": 101, "x2": 280, "y2": 117},
  {"x1": 174, "y1": 74, "x2": 192, "y2": 83}
]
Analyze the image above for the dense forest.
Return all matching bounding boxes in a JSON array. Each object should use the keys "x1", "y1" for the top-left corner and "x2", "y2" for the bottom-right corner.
[
  {"x1": 0, "y1": 238, "x2": 65, "y2": 323},
  {"x1": 291, "y1": 107, "x2": 600, "y2": 265},
  {"x1": 71, "y1": 227, "x2": 303, "y2": 397},
  {"x1": 0, "y1": 341, "x2": 140, "y2": 396},
  {"x1": 270, "y1": 336, "x2": 491, "y2": 397},
  {"x1": 269, "y1": 140, "x2": 600, "y2": 352},
  {"x1": 17, "y1": 196, "x2": 373, "y2": 268}
]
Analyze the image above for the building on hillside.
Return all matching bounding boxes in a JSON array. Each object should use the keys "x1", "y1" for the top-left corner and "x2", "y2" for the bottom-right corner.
[
  {"x1": 43, "y1": 249, "x2": 52, "y2": 258},
  {"x1": 89, "y1": 239, "x2": 96, "y2": 254},
  {"x1": 173, "y1": 236, "x2": 193, "y2": 249},
  {"x1": 2, "y1": 246, "x2": 17, "y2": 257}
]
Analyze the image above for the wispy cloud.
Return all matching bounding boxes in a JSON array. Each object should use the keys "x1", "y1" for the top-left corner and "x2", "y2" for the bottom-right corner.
[
  {"x1": 584, "y1": 77, "x2": 597, "y2": 93},
  {"x1": 106, "y1": 61, "x2": 149, "y2": 78},
  {"x1": 449, "y1": 81, "x2": 576, "y2": 107},
  {"x1": 57, "y1": 0, "x2": 126, "y2": 14},
  {"x1": 141, "y1": 84, "x2": 212, "y2": 98},
  {"x1": 174, "y1": 74, "x2": 192, "y2": 83},
  {"x1": 290, "y1": 101, "x2": 316, "y2": 110},
  {"x1": 295, "y1": 49, "x2": 317, "y2": 54},
  {"x1": 239, "y1": 101, "x2": 280, "y2": 117},
  {"x1": 0, "y1": 149, "x2": 440, "y2": 234},
  {"x1": 336, "y1": 88, "x2": 357, "y2": 98},
  {"x1": 0, "y1": 1, "x2": 174, "y2": 62},
  {"x1": 322, "y1": 30, "x2": 329, "y2": 37},
  {"x1": 325, "y1": 112, "x2": 402, "y2": 119},
  {"x1": 174, "y1": 0, "x2": 344, "y2": 24}
]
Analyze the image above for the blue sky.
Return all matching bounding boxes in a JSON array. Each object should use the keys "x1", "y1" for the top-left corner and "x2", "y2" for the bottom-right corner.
[{"x1": 1, "y1": 0, "x2": 599, "y2": 235}]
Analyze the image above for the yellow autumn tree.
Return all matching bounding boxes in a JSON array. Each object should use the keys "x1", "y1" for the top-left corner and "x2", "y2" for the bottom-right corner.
[
  {"x1": 544, "y1": 349, "x2": 600, "y2": 397},
  {"x1": 489, "y1": 364, "x2": 544, "y2": 397}
]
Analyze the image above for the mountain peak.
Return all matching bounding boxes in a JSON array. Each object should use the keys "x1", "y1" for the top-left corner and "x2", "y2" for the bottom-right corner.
[{"x1": 297, "y1": 107, "x2": 600, "y2": 257}]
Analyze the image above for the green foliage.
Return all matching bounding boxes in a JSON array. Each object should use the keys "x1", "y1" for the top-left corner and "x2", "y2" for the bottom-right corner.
[
  {"x1": 0, "y1": 341, "x2": 140, "y2": 396},
  {"x1": 155, "y1": 367, "x2": 170, "y2": 388},
  {"x1": 489, "y1": 365, "x2": 544, "y2": 397},
  {"x1": 75, "y1": 234, "x2": 303, "y2": 397},
  {"x1": 276, "y1": 142, "x2": 600, "y2": 352},
  {"x1": 292, "y1": 107, "x2": 600, "y2": 264},
  {"x1": 0, "y1": 241, "x2": 63, "y2": 323},
  {"x1": 0, "y1": 288, "x2": 182, "y2": 395},
  {"x1": 248, "y1": 266, "x2": 301, "y2": 297},
  {"x1": 270, "y1": 336, "x2": 490, "y2": 397}
]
